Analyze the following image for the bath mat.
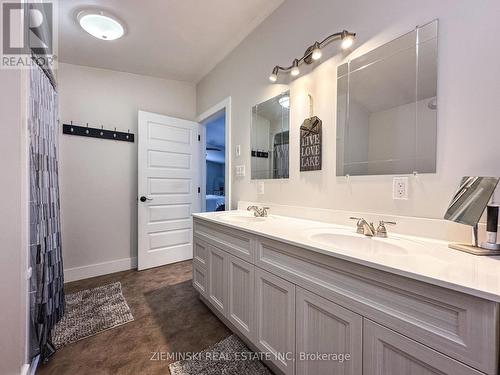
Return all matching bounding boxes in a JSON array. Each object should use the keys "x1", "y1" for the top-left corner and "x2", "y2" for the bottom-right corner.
[
  {"x1": 51, "y1": 282, "x2": 134, "y2": 349},
  {"x1": 169, "y1": 334, "x2": 272, "y2": 375}
]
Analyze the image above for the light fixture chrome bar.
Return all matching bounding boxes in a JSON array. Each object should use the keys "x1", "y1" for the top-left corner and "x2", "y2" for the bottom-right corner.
[{"x1": 269, "y1": 30, "x2": 356, "y2": 82}]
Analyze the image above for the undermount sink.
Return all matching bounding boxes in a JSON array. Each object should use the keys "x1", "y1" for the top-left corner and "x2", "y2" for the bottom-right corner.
[
  {"x1": 306, "y1": 229, "x2": 409, "y2": 256},
  {"x1": 217, "y1": 213, "x2": 269, "y2": 223}
]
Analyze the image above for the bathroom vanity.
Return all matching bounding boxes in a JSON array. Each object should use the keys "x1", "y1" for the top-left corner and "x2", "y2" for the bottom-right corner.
[{"x1": 192, "y1": 211, "x2": 500, "y2": 375}]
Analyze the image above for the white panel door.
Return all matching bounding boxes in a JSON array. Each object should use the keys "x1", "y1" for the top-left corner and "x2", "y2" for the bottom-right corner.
[{"x1": 138, "y1": 110, "x2": 201, "y2": 270}]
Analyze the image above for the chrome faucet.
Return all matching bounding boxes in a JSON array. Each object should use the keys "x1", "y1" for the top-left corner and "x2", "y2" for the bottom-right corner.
[
  {"x1": 350, "y1": 217, "x2": 396, "y2": 237},
  {"x1": 350, "y1": 217, "x2": 375, "y2": 236},
  {"x1": 247, "y1": 205, "x2": 270, "y2": 217}
]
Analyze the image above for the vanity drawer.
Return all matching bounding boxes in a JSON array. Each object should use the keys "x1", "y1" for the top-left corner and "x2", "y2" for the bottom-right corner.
[
  {"x1": 193, "y1": 219, "x2": 256, "y2": 263},
  {"x1": 256, "y1": 237, "x2": 499, "y2": 375},
  {"x1": 192, "y1": 260, "x2": 207, "y2": 297}
]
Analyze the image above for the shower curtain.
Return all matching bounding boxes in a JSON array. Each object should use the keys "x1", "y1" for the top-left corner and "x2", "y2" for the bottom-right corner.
[
  {"x1": 273, "y1": 131, "x2": 289, "y2": 179},
  {"x1": 29, "y1": 62, "x2": 64, "y2": 361}
]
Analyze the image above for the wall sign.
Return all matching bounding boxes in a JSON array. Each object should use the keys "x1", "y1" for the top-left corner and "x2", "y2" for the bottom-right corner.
[{"x1": 300, "y1": 115, "x2": 322, "y2": 171}]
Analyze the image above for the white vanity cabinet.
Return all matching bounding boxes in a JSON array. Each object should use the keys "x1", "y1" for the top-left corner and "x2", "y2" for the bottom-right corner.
[
  {"x1": 363, "y1": 320, "x2": 483, "y2": 375},
  {"x1": 192, "y1": 218, "x2": 499, "y2": 375},
  {"x1": 207, "y1": 244, "x2": 228, "y2": 315},
  {"x1": 227, "y1": 253, "x2": 255, "y2": 340},
  {"x1": 255, "y1": 268, "x2": 295, "y2": 375},
  {"x1": 296, "y1": 287, "x2": 362, "y2": 375}
]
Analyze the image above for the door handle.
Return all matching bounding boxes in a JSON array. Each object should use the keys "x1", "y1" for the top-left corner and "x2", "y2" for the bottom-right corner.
[{"x1": 140, "y1": 196, "x2": 153, "y2": 202}]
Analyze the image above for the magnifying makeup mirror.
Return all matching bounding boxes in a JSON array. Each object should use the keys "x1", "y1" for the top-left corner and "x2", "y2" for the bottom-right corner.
[{"x1": 444, "y1": 176, "x2": 500, "y2": 255}]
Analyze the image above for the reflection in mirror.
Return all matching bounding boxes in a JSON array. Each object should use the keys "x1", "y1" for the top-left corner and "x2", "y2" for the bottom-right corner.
[
  {"x1": 336, "y1": 20, "x2": 438, "y2": 176},
  {"x1": 444, "y1": 177, "x2": 499, "y2": 227},
  {"x1": 251, "y1": 91, "x2": 290, "y2": 179}
]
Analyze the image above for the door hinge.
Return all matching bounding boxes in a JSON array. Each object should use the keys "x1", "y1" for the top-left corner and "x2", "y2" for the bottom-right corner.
[
  {"x1": 198, "y1": 187, "x2": 201, "y2": 193},
  {"x1": 198, "y1": 134, "x2": 201, "y2": 141}
]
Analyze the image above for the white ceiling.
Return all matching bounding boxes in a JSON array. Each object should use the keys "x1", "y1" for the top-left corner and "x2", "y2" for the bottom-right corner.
[{"x1": 58, "y1": 0, "x2": 284, "y2": 83}]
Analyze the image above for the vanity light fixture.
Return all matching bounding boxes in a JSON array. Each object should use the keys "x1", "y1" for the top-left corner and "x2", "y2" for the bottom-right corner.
[
  {"x1": 290, "y1": 59, "x2": 300, "y2": 76},
  {"x1": 269, "y1": 67, "x2": 279, "y2": 82},
  {"x1": 269, "y1": 30, "x2": 356, "y2": 82},
  {"x1": 341, "y1": 34, "x2": 355, "y2": 49},
  {"x1": 311, "y1": 42, "x2": 322, "y2": 60},
  {"x1": 77, "y1": 10, "x2": 125, "y2": 41}
]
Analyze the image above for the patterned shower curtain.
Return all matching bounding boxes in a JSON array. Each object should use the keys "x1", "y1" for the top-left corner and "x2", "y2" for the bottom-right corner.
[
  {"x1": 29, "y1": 62, "x2": 65, "y2": 361},
  {"x1": 273, "y1": 131, "x2": 289, "y2": 179}
]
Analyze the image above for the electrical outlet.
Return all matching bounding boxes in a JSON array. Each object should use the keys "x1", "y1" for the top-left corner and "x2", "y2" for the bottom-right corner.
[
  {"x1": 258, "y1": 181, "x2": 265, "y2": 195},
  {"x1": 235, "y1": 145, "x2": 241, "y2": 157},
  {"x1": 235, "y1": 165, "x2": 245, "y2": 177},
  {"x1": 393, "y1": 177, "x2": 409, "y2": 200}
]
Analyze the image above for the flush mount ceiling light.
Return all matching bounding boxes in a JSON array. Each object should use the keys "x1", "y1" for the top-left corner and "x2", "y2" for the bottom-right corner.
[
  {"x1": 269, "y1": 30, "x2": 356, "y2": 82},
  {"x1": 278, "y1": 95, "x2": 290, "y2": 108},
  {"x1": 77, "y1": 10, "x2": 125, "y2": 41}
]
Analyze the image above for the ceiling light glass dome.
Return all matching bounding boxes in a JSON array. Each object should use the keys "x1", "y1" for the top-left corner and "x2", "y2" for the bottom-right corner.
[{"x1": 77, "y1": 10, "x2": 125, "y2": 41}]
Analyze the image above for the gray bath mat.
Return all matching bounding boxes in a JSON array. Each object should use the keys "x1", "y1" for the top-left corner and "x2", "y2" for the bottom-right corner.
[
  {"x1": 169, "y1": 334, "x2": 272, "y2": 375},
  {"x1": 51, "y1": 282, "x2": 134, "y2": 349}
]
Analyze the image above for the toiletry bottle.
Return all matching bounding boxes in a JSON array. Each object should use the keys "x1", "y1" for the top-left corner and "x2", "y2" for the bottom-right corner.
[{"x1": 486, "y1": 205, "x2": 499, "y2": 244}]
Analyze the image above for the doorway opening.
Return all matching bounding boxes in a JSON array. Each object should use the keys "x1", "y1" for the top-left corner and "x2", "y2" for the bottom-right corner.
[
  {"x1": 198, "y1": 97, "x2": 232, "y2": 212},
  {"x1": 202, "y1": 109, "x2": 226, "y2": 212}
]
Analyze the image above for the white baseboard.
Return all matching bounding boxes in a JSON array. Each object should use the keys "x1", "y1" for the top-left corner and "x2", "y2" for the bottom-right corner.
[{"x1": 64, "y1": 257, "x2": 137, "y2": 283}]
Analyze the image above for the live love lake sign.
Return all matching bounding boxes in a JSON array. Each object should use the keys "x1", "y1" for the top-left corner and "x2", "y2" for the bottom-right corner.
[{"x1": 300, "y1": 116, "x2": 322, "y2": 171}]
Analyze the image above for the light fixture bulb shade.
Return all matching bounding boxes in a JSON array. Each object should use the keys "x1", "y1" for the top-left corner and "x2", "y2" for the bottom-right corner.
[
  {"x1": 269, "y1": 73, "x2": 278, "y2": 82},
  {"x1": 341, "y1": 35, "x2": 355, "y2": 50},
  {"x1": 278, "y1": 96, "x2": 290, "y2": 108},
  {"x1": 78, "y1": 10, "x2": 125, "y2": 40},
  {"x1": 311, "y1": 47, "x2": 322, "y2": 60},
  {"x1": 291, "y1": 67, "x2": 300, "y2": 76}
]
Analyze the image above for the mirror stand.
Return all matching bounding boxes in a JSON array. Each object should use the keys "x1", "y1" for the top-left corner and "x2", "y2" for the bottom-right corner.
[{"x1": 449, "y1": 225, "x2": 500, "y2": 255}]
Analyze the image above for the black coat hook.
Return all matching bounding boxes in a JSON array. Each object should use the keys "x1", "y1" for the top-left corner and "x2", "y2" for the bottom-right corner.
[{"x1": 62, "y1": 123, "x2": 134, "y2": 142}]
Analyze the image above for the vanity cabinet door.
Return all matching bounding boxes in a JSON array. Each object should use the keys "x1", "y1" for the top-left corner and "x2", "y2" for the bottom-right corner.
[
  {"x1": 255, "y1": 268, "x2": 295, "y2": 375},
  {"x1": 193, "y1": 236, "x2": 208, "y2": 266},
  {"x1": 227, "y1": 254, "x2": 255, "y2": 340},
  {"x1": 296, "y1": 288, "x2": 362, "y2": 375},
  {"x1": 363, "y1": 320, "x2": 483, "y2": 375},
  {"x1": 192, "y1": 260, "x2": 207, "y2": 297},
  {"x1": 207, "y1": 245, "x2": 227, "y2": 316}
]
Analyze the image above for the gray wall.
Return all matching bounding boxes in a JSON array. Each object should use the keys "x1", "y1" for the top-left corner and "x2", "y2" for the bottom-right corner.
[
  {"x1": 197, "y1": 0, "x2": 500, "y2": 218},
  {"x1": 0, "y1": 70, "x2": 28, "y2": 374},
  {"x1": 58, "y1": 63, "x2": 196, "y2": 281}
]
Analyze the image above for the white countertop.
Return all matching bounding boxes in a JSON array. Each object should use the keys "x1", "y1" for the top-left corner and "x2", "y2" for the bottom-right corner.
[{"x1": 193, "y1": 210, "x2": 500, "y2": 302}]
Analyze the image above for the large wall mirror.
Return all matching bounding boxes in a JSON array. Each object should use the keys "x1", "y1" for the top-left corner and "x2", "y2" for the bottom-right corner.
[
  {"x1": 251, "y1": 91, "x2": 290, "y2": 179},
  {"x1": 336, "y1": 20, "x2": 438, "y2": 176}
]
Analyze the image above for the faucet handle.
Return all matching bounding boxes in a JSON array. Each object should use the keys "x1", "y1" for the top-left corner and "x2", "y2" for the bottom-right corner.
[
  {"x1": 350, "y1": 217, "x2": 365, "y2": 234},
  {"x1": 262, "y1": 207, "x2": 270, "y2": 217},
  {"x1": 376, "y1": 220, "x2": 396, "y2": 238},
  {"x1": 349, "y1": 216, "x2": 363, "y2": 225},
  {"x1": 381, "y1": 220, "x2": 396, "y2": 225}
]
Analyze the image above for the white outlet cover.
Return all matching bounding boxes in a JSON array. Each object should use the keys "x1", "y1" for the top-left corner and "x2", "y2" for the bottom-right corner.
[
  {"x1": 393, "y1": 177, "x2": 409, "y2": 200},
  {"x1": 235, "y1": 165, "x2": 245, "y2": 177},
  {"x1": 258, "y1": 181, "x2": 265, "y2": 195}
]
